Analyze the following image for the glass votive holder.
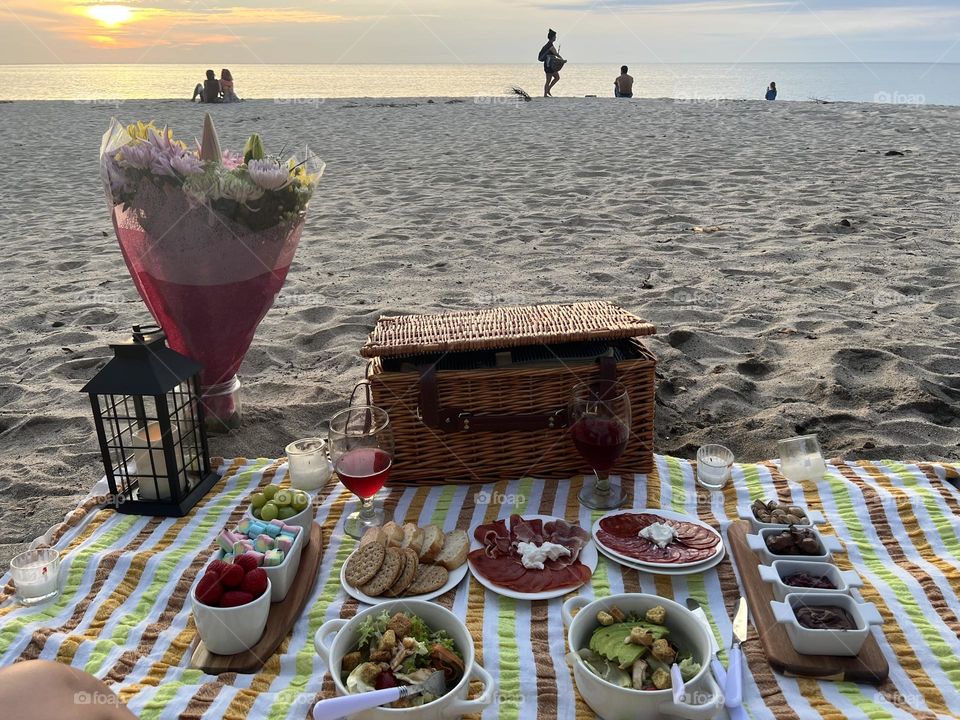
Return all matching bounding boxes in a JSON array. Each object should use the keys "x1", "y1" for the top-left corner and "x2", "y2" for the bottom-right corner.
[
  {"x1": 285, "y1": 438, "x2": 333, "y2": 491},
  {"x1": 10, "y1": 548, "x2": 61, "y2": 606},
  {"x1": 697, "y1": 445, "x2": 734, "y2": 490},
  {"x1": 778, "y1": 434, "x2": 827, "y2": 483}
]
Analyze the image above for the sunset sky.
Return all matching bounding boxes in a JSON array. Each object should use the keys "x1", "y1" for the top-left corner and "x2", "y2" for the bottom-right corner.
[{"x1": 1, "y1": 1, "x2": 959, "y2": 64}]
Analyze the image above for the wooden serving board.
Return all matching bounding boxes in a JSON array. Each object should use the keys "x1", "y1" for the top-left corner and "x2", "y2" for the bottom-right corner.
[
  {"x1": 189, "y1": 523, "x2": 323, "y2": 674},
  {"x1": 727, "y1": 520, "x2": 889, "y2": 684}
]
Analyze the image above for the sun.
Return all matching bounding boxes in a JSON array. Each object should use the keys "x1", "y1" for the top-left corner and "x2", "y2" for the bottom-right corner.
[{"x1": 86, "y1": 5, "x2": 134, "y2": 27}]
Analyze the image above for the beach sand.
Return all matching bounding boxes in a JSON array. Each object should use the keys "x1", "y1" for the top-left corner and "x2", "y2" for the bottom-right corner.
[{"x1": 1, "y1": 97, "x2": 958, "y2": 565}]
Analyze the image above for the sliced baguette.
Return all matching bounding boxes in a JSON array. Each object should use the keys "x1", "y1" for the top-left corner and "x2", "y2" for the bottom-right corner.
[
  {"x1": 381, "y1": 521, "x2": 404, "y2": 547},
  {"x1": 418, "y1": 524, "x2": 444, "y2": 563},
  {"x1": 400, "y1": 523, "x2": 425, "y2": 554},
  {"x1": 359, "y1": 527, "x2": 387, "y2": 547},
  {"x1": 435, "y1": 529, "x2": 469, "y2": 571}
]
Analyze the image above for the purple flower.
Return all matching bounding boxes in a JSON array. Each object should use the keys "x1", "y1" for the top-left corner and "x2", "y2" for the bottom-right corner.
[
  {"x1": 222, "y1": 150, "x2": 244, "y2": 170},
  {"x1": 170, "y1": 152, "x2": 204, "y2": 177},
  {"x1": 120, "y1": 142, "x2": 156, "y2": 170}
]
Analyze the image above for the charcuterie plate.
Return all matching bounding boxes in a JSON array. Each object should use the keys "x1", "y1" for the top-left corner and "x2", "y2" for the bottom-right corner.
[
  {"x1": 596, "y1": 541, "x2": 725, "y2": 576},
  {"x1": 592, "y1": 509, "x2": 724, "y2": 571},
  {"x1": 468, "y1": 514, "x2": 598, "y2": 600}
]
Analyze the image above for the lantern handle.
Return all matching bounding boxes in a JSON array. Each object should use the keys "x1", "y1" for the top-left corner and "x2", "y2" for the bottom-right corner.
[{"x1": 131, "y1": 324, "x2": 165, "y2": 343}]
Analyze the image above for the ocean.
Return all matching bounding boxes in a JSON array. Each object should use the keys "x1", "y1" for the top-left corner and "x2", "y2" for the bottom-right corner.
[{"x1": 0, "y1": 62, "x2": 956, "y2": 105}]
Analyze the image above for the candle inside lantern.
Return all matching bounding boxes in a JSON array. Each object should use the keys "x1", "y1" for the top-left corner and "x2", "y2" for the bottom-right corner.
[
  {"x1": 696, "y1": 444, "x2": 734, "y2": 490},
  {"x1": 11, "y1": 548, "x2": 60, "y2": 605},
  {"x1": 133, "y1": 421, "x2": 187, "y2": 500},
  {"x1": 285, "y1": 438, "x2": 333, "y2": 491}
]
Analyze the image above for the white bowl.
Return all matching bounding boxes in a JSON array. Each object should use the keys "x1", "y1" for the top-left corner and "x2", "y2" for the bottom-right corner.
[
  {"x1": 746, "y1": 526, "x2": 844, "y2": 565},
  {"x1": 562, "y1": 593, "x2": 724, "y2": 720},
  {"x1": 759, "y1": 560, "x2": 863, "y2": 602},
  {"x1": 738, "y1": 504, "x2": 825, "y2": 534},
  {"x1": 191, "y1": 576, "x2": 271, "y2": 655},
  {"x1": 313, "y1": 599, "x2": 495, "y2": 720},
  {"x1": 771, "y1": 592, "x2": 882, "y2": 656},
  {"x1": 245, "y1": 492, "x2": 316, "y2": 546},
  {"x1": 219, "y1": 521, "x2": 304, "y2": 602}
]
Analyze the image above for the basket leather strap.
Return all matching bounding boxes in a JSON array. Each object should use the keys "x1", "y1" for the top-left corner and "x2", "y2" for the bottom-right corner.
[{"x1": 417, "y1": 357, "x2": 618, "y2": 434}]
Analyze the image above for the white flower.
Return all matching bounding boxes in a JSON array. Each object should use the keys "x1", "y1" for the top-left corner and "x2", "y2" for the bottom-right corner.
[
  {"x1": 220, "y1": 172, "x2": 264, "y2": 203},
  {"x1": 170, "y1": 152, "x2": 204, "y2": 177},
  {"x1": 182, "y1": 166, "x2": 223, "y2": 203},
  {"x1": 247, "y1": 158, "x2": 291, "y2": 191}
]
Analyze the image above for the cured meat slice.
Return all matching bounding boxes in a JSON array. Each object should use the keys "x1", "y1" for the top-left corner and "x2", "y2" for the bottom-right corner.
[
  {"x1": 596, "y1": 512, "x2": 722, "y2": 564},
  {"x1": 469, "y1": 515, "x2": 593, "y2": 593}
]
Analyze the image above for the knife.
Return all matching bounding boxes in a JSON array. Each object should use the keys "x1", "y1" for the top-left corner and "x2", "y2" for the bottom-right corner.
[
  {"x1": 724, "y1": 597, "x2": 748, "y2": 710},
  {"x1": 686, "y1": 597, "x2": 749, "y2": 720}
]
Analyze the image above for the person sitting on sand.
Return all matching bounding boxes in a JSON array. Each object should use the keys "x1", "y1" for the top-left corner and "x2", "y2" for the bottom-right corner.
[
  {"x1": 765, "y1": 81, "x2": 777, "y2": 101},
  {"x1": 614, "y1": 65, "x2": 634, "y2": 98},
  {"x1": 191, "y1": 69, "x2": 221, "y2": 103},
  {"x1": 539, "y1": 29, "x2": 563, "y2": 97},
  {"x1": 220, "y1": 68, "x2": 240, "y2": 103}
]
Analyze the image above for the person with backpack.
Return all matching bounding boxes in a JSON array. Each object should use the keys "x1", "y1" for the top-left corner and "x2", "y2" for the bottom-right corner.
[{"x1": 539, "y1": 29, "x2": 564, "y2": 97}]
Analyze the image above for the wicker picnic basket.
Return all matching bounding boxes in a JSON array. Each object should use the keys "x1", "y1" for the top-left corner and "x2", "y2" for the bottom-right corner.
[{"x1": 360, "y1": 301, "x2": 657, "y2": 483}]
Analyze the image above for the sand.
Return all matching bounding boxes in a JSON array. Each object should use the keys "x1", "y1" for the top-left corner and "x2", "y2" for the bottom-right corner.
[{"x1": 1, "y1": 96, "x2": 958, "y2": 565}]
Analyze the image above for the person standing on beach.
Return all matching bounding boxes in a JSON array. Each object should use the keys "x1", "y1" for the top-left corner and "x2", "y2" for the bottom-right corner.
[
  {"x1": 765, "y1": 81, "x2": 777, "y2": 101},
  {"x1": 539, "y1": 29, "x2": 563, "y2": 97},
  {"x1": 614, "y1": 66, "x2": 634, "y2": 98}
]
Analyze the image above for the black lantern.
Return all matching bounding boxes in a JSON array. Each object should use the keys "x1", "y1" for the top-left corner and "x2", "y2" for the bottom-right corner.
[{"x1": 81, "y1": 324, "x2": 218, "y2": 517}]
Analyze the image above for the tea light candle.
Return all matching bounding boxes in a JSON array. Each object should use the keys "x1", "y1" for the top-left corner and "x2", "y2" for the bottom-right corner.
[
  {"x1": 133, "y1": 421, "x2": 187, "y2": 500},
  {"x1": 285, "y1": 438, "x2": 333, "y2": 491},
  {"x1": 11, "y1": 549, "x2": 60, "y2": 605},
  {"x1": 696, "y1": 444, "x2": 734, "y2": 490}
]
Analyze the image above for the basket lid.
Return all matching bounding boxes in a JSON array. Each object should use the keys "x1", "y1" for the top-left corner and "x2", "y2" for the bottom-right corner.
[{"x1": 361, "y1": 301, "x2": 656, "y2": 359}]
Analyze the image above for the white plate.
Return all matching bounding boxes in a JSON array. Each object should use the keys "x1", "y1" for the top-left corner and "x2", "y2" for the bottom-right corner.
[
  {"x1": 596, "y1": 542, "x2": 726, "y2": 576},
  {"x1": 340, "y1": 551, "x2": 469, "y2": 605},
  {"x1": 592, "y1": 508, "x2": 724, "y2": 570},
  {"x1": 467, "y1": 514, "x2": 598, "y2": 600}
]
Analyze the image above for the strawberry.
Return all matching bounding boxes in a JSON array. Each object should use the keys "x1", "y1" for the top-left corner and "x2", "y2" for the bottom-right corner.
[
  {"x1": 233, "y1": 553, "x2": 260, "y2": 574},
  {"x1": 207, "y1": 559, "x2": 230, "y2": 577},
  {"x1": 240, "y1": 568, "x2": 268, "y2": 599},
  {"x1": 195, "y1": 573, "x2": 223, "y2": 606},
  {"x1": 220, "y1": 563, "x2": 245, "y2": 588},
  {"x1": 220, "y1": 590, "x2": 254, "y2": 608}
]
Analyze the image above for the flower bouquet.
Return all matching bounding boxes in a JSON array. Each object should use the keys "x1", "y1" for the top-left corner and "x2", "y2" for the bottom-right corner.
[{"x1": 100, "y1": 114, "x2": 324, "y2": 431}]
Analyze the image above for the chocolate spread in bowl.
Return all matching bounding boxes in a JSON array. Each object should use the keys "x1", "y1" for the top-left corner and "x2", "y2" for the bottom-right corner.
[
  {"x1": 795, "y1": 605, "x2": 857, "y2": 630},
  {"x1": 783, "y1": 572, "x2": 836, "y2": 590}
]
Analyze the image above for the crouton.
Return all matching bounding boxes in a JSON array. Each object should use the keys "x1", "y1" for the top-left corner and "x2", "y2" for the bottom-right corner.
[
  {"x1": 652, "y1": 667, "x2": 671, "y2": 690},
  {"x1": 387, "y1": 612, "x2": 413, "y2": 639},
  {"x1": 342, "y1": 651, "x2": 362, "y2": 673},
  {"x1": 626, "y1": 627, "x2": 655, "y2": 646},
  {"x1": 651, "y1": 638, "x2": 677, "y2": 664},
  {"x1": 597, "y1": 611, "x2": 615, "y2": 626},
  {"x1": 644, "y1": 606, "x2": 667, "y2": 625},
  {"x1": 609, "y1": 606, "x2": 626, "y2": 623}
]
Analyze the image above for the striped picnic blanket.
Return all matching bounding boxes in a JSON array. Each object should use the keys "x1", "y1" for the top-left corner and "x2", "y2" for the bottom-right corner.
[{"x1": 1, "y1": 455, "x2": 959, "y2": 720}]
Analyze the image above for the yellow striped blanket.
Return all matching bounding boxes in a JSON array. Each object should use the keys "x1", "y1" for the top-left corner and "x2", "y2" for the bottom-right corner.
[{"x1": 1, "y1": 456, "x2": 958, "y2": 719}]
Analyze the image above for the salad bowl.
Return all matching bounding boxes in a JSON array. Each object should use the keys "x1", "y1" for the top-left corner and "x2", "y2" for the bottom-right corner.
[
  {"x1": 562, "y1": 593, "x2": 724, "y2": 720},
  {"x1": 314, "y1": 599, "x2": 495, "y2": 720}
]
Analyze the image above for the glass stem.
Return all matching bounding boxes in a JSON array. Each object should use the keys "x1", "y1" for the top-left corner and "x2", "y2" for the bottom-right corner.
[
  {"x1": 359, "y1": 496, "x2": 376, "y2": 520},
  {"x1": 594, "y1": 471, "x2": 611, "y2": 495}
]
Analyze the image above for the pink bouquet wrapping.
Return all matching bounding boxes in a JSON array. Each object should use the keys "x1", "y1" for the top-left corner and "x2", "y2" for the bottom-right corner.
[{"x1": 100, "y1": 115, "x2": 324, "y2": 430}]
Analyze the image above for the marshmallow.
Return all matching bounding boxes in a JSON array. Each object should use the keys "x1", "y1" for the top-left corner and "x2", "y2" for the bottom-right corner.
[
  {"x1": 263, "y1": 520, "x2": 283, "y2": 538},
  {"x1": 247, "y1": 520, "x2": 268, "y2": 538},
  {"x1": 221, "y1": 551, "x2": 234, "y2": 564},
  {"x1": 263, "y1": 549, "x2": 285, "y2": 567},
  {"x1": 275, "y1": 536, "x2": 294, "y2": 555},
  {"x1": 218, "y1": 530, "x2": 241, "y2": 552},
  {"x1": 253, "y1": 534, "x2": 275, "y2": 553},
  {"x1": 233, "y1": 540, "x2": 254, "y2": 556},
  {"x1": 247, "y1": 550, "x2": 265, "y2": 566},
  {"x1": 236, "y1": 517, "x2": 252, "y2": 535}
]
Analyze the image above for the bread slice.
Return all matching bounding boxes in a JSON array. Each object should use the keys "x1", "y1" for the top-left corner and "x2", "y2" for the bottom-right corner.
[
  {"x1": 359, "y1": 527, "x2": 387, "y2": 547},
  {"x1": 435, "y1": 529, "x2": 469, "y2": 571},
  {"x1": 386, "y1": 548, "x2": 419, "y2": 597},
  {"x1": 418, "y1": 524, "x2": 444, "y2": 563},
  {"x1": 400, "y1": 523, "x2": 425, "y2": 554},
  {"x1": 381, "y1": 521, "x2": 404, "y2": 548},
  {"x1": 405, "y1": 564, "x2": 449, "y2": 595}
]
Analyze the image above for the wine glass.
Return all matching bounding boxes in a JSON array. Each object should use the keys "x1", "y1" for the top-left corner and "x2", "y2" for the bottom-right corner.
[
  {"x1": 569, "y1": 380, "x2": 631, "y2": 509},
  {"x1": 328, "y1": 405, "x2": 394, "y2": 539}
]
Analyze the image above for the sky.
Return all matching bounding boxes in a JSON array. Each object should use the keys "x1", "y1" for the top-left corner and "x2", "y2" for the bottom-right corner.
[{"x1": 1, "y1": 0, "x2": 959, "y2": 65}]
